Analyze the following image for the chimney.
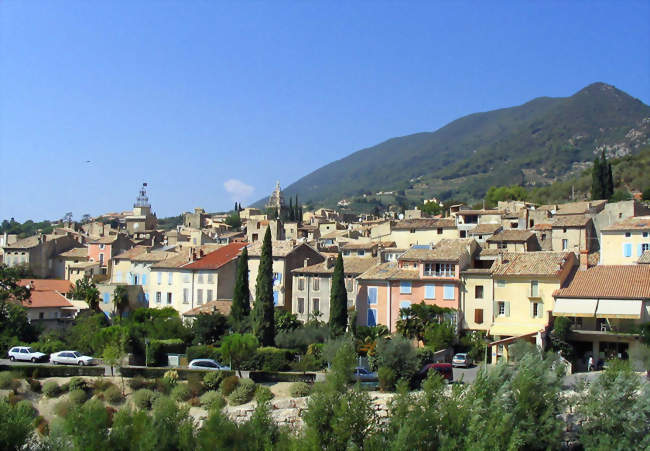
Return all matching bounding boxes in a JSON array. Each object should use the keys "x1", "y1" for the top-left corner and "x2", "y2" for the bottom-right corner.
[
  {"x1": 579, "y1": 250, "x2": 589, "y2": 271},
  {"x1": 497, "y1": 252, "x2": 503, "y2": 265},
  {"x1": 199, "y1": 249, "x2": 204, "y2": 257},
  {"x1": 304, "y1": 258, "x2": 310, "y2": 267},
  {"x1": 327, "y1": 256, "x2": 335, "y2": 268}
]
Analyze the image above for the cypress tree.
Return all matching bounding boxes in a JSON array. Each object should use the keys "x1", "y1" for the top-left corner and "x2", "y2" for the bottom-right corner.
[
  {"x1": 329, "y1": 252, "x2": 348, "y2": 338},
  {"x1": 606, "y1": 162, "x2": 614, "y2": 199},
  {"x1": 288, "y1": 198, "x2": 294, "y2": 221},
  {"x1": 253, "y1": 227, "x2": 275, "y2": 346},
  {"x1": 591, "y1": 157, "x2": 603, "y2": 200},
  {"x1": 230, "y1": 247, "x2": 250, "y2": 330}
]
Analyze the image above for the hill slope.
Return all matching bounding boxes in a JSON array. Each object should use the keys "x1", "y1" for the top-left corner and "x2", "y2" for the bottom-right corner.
[{"x1": 265, "y1": 83, "x2": 650, "y2": 208}]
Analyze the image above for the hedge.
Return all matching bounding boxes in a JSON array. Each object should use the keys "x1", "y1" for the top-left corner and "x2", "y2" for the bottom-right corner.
[
  {"x1": 241, "y1": 347, "x2": 294, "y2": 371},
  {"x1": 0, "y1": 364, "x2": 105, "y2": 378},
  {"x1": 146, "y1": 339, "x2": 186, "y2": 366},
  {"x1": 119, "y1": 366, "x2": 235, "y2": 380},
  {"x1": 248, "y1": 371, "x2": 316, "y2": 383},
  {"x1": 186, "y1": 345, "x2": 221, "y2": 363}
]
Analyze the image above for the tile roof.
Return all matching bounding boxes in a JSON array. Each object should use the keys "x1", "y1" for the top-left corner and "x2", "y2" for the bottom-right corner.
[
  {"x1": 341, "y1": 242, "x2": 378, "y2": 250},
  {"x1": 182, "y1": 300, "x2": 232, "y2": 317},
  {"x1": 247, "y1": 240, "x2": 318, "y2": 258},
  {"x1": 3, "y1": 234, "x2": 66, "y2": 249},
  {"x1": 554, "y1": 265, "x2": 650, "y2": 299},
  {"x1": 533, "y1": 223, "x2": 553, "y2": 231},
  {"x1": 19, "y1": 279, "x2": 73, "y2": 293},
  {"x1": 88, "y1": 235, "x2": 120, "y2": 244},
  {"x1": 551, "y1": 215, "x2": 592, "y2": 228},
  {"x1": 468, "y1": 224, "x2": 502, "y2": 235},
  {"x1": 492, "y1": 252, "x2": 574, "y2": 277},
  {"x1": 131, "y1": 250, "x2": 179, "y2": 262},
  {"x1": 400, "y1": 239, "x2": 477, "y2": 262},
  {"x1": 183, "y1": 242, "x2": 247, "y2": 270},
  {"x1": 555, "y1": 200, "x2": 607, "y2": 215},
  {"x1": 113, "y1": 246, "x2": 150, "y2": 260},
  {"x1": 601, "y1": 216, "x2": 650, "y2": 232},
  {"x1": 293, "y1": 257, "x2": 376, "y2": 276},
  {"x1": 487, "y1": 230, "x2": 535, "y2": 243},
  {"x1": 357, "y1": 262, "x2": 420, "y2": 281},
  {"x1": 639, "y1": 250, "x2": 650, "y2": 264},
  {"x1": 58, "y1": 247, "x2": 88, "y2": 259},
  {"x1": 392, "y1": 218, "x2": 447, "y2": 230},
  {"x1": 23, "y1": 290, "x2": 73, "y2": 308},
  {"x1": 455, "y1": 209, "x2": 504, "y2": 215}
]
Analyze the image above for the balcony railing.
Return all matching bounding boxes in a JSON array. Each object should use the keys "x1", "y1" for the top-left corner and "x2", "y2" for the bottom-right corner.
[{"x1": 423, "y1": 270, "x2": 455, "y2": 277}]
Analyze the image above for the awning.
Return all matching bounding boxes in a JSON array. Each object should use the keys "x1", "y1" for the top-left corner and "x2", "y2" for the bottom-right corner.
[
  {"x1": 596, "y1": 299, "x2": 642, "y2": 319},
  {"x1": 553, "y1": 298, "x2": 598, "y2": 317},
  {"x1": 489, "y1": 323, "x2": 543, "y2": 338}
]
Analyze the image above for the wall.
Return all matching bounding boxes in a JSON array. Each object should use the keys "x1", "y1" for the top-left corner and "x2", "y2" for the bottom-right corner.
[
  {"x1": 460, "y1": 272, "x2": 493, "y2": 331},
  {"x1": 389, "y1": 227, "x2": 457, "y2": 249},
  {"x1": 600, "y1": 229, "x2": 650, "y2": 265},
  {"x1": 356, "y1": 281, "x2": 390, "y2": 329},
  {"x1": 551, "y1": 226, "x2": 593, "y2": 254}
]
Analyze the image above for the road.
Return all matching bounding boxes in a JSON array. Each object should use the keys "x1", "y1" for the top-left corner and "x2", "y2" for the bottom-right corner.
[{"x1": 0, "y1": 358, "x2": 113, "y2": 376}]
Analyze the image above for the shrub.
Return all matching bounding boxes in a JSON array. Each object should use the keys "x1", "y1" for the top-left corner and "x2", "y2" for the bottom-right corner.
[
  {"x1": 378, "y1": 367, "x2": 397, "y2": 392},
  {"x1": 227, "y1": 379, "x2": 256, "y2": 405},
  {"x1": 1, "y1": 364, "x2": 104, "y2": 378},
  {"x1": 155, "y1": 377, "x2": 173, "y2": 395},
  {"x1": 171, "y1": 383, "x2": 193, "y2": 402},
  {"x1": 28, "y1": 378, "x2": 42, "y2": 393},
  {"x1": 289, "y1": 382, "x2": 311, "y2": 398},
  {"x1": 35, "y1": 415, "x2": 49, "y2": 436},
  {"x1": 43, "y1": 380, "x2": 60, "y2": 398},
  {"x1": 15, "y1": 400, "x2": 37, "y2": 418},
  {"x1": 0, "y1": 372, "x2": 19, "y2": 391},
  {"x1": 104, "y1": 385, "x2": 123, "y2": 404},
  {"x1": 220, "y1": 375, "x2": 240, "y2": 396},
  {"x1": 186, "y1": 373, "x2": 204, "y2": 397},
  {"x1": 92, "y1": 377, "x2": 115, "y2": 392},
  {"x1": 69, "y1": 389, "x2": 88, "y2": 405},
  {"x1": 370, "y1": 336, "x2": 419, "y2": 381},
  {"x1": 275, "y1": 324, "x2": 329, "y2": 352},
  {"x1": 163, "y1": 370, "x2": 179, "y2": 386},
  {"x1": 415, "y1": 348, "x2": 435, "y2": 369},
  {"x1": 133, "y1": 389, "x2": 158, "y2": 410},
  {"x1": 146, "y1": 338, "x2": 185, "y2": 366},
  {"x1": 54, "y1": 399, "x2": 73, "y2": 417},
  {"x1": 128, "y1": 376, "x2": 150, "y2": 390},
  {"x1": 203, "y1": 371, "x2": 224, "y2": 391},
  {"x1": 68, "y1": 376, "x2": 87, "y2": 391},
  {"x1": 119, "y1": 366, "x2": 235, "y2": 380},
  {"x1": 248, "y1": 371, "x2": 316, "y2": 383},
  {"x1": 200, "y1": 391, "x2": 225, "y2": 411},
  {"x1": 254, "y1": 385, "x2": 274, "y2": 404}
]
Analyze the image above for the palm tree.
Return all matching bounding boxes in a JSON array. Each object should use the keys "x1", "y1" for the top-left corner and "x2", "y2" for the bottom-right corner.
[{"x1": 112, "y1": 285, "x2": 129, "y2": 319}]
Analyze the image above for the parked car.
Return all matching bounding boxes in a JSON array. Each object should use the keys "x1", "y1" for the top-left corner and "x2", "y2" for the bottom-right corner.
[
  {"x1": 188, "y1": 359, "x2": 230, "y2": 370},
  {"x1": 353, "y1": 366, "x2": 378, "y2": 382},
  {"x1": 452, "y1": 353, "x2": 473, "y2": 368},
  {"x1": 7, "y1": 346, "x2": 47, "y2": 363},
  {"x1": 413, "y1": 363, "x2": 454, "y2": 387},
  {"x1": 50, "y1": 351, "x2": 96, "y2": 366}
]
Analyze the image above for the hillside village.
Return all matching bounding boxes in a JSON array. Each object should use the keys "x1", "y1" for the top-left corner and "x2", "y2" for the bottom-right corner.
[{"x1": 3, "y1": 180, "x2": 650, "y2": 369}]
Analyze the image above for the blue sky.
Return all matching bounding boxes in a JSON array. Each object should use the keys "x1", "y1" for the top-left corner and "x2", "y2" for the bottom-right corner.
[{"x1": 1, "y1": 1, "x2": 649, "y2": 221}]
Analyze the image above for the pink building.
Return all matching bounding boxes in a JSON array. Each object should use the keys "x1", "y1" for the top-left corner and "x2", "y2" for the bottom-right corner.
[
  {"x1": 356, "y1": 239, "x2": 478, "y2": 332},
  {"x1": 87, "y1": 233, "x2": 133, "y2": 273}
]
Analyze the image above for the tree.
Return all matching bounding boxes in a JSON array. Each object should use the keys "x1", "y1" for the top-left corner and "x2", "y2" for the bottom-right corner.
[
  {"x1": 274, "y1": 308, "x2": 301, "y2": 333},
  {"x1": 219, "y1": 333, "x2": 259, "y2": 376},
  {"x1": 71, "y1": 277, "x2": 100, "y2": 311},
  {"x1": 591, "y1": 156, "x2": 604, "y2": 200},
  {"x1": 252, "y1": 227, "x2": 275, "y2": 346},
  {"x1": 288, "y1": 197, "x2": 294, "y2": 221},
  {"x1": 395, "y1": 302, "x2": 453, "y2": 343},
  {"x1": 643, "y1": 187, "x2": 650, "y2": 201},
  {"x1": 370, "y1": 335, "x2": 419, "y2": 381},
  {"x1": 192, "y1": 312, "x2": 228, "y2": 345},
  {"x1": 0, "y1": 397, "x2": 36, "y2": 451},
  {"x1": 329, "y1": 252, "x2": 348, "y2": 338},
  {"x1": 0, "y1": 265, "x2": 38, "y2": 351},
  {"x1": 230, "y1": 247, "x2": 250, "y2": 333},
  {"x1": 225, "y1": 211, "x2": 241, "y2": 230},
  {"x1": 112, "y1": 285, "x2": 129, "y2": 319},
  {"x1": 606, "y1": 161, "x2": 614, "y2": 199}
]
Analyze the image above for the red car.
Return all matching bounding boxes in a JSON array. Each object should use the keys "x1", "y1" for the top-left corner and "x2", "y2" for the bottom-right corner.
[{"x1": 414, "y1": 363, "x2": 454, "y2": 386}]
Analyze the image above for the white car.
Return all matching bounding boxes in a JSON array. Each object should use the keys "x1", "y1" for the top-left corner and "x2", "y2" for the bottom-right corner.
[
  {"x1": 50, "y1": 351, "x2": 96, "y2": 366},
  {"x1": 8, "y1": 346, "x2": 47, "y2": 363},
  {"x1": 188, "y1": 359, "x2": 230, "y2": 371}
]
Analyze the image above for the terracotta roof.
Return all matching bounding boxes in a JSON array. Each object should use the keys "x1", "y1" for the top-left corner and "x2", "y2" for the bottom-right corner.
[
  {"x1": 113, "y1": 246, "x2": 150, "y2": 260},
  {"x1": 555, "y1": 200, "x2": 607, "y2": 215},
  {"x1": 468, "y1": 224, "x2": 502, "y2": 235},
  {"x1": 602, "y1": 216, "x2": 650, "y2": 232},
  {"x1": 23, "y1": 290, "x2": 73, "y2": 308},
  {"x1": 3, "y1": 234, "x2": 67, "y2": 249},
  {"x1": 58, "y1": 247, "x2": 88, "y2": 259},
  {"x1": 399, "y1": 239, "x2": 477, "y2": 262},
  {"x1": 533, "y1": 223, "x2": 553, "y2": 231},
  {"x1": 639, "y1": 250, "x2": 650, "y2": 264},
  {"x1": 492, "y1": 252, "x2": 574, "y2": 277},
  {"x1": 320, "y1": 230, "x2": 349, "y2": 239},
  {"x1": 19, "y1": 279, "x2": 73, "y2": 293},
  {"x1": 554, "y1": 265, "x2": 650, "y2": 299},
  {"x1": 69, "y1": 261, "x2": 100, "y2": 269},
  {"x1": 487, "y1": 230, "x2": 535, "y2": 243},
  {"x1": 357, "y1": 262, "x2": 420, "y2": 281},
  {"x1": 341, "y1": 242, "x2": 378, "y2": 250},
  {"x1": 183, "y1": 242, "x2": 247, "y2": 270},
  {"x1": 248, "y1": 240, "x2": 318, "y2": 258},
  {"x1": 88, "y1": 235, "x2": 120, "y2": 244},
  {"x1": 150, "y1": 245, "x2": 222, "y2": 268},
  {"x1": 131, "y1": 250, "x2": 178, "y2": 262},
  {"x1": 392, "y1": 218, "x2": 445, "y2": 230},
  {"x1": 455, "y1": 209, "x2": 503, "y2": 215},
  {"x1": 480, "y1": 248, "x2": 501, "y2": 257},
  {"x1": 182, "y1": 300, "x2": 232, "y2": 317},
  {"x1": 551, "y1": 215, "x2": 592, "y2": 228},
  {"x1": 293, "y1": 257, "x2": 376, "y2": 276}
]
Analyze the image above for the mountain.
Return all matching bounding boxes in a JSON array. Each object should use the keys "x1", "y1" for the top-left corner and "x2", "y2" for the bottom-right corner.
[{"x1": 258, "y1": 83, "x2": 650, "y2": 209}]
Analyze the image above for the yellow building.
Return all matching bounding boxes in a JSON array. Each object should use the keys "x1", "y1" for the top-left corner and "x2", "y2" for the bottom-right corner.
[
  {"x1": 460, "y1": 268, "x2": 494, "y2": 332},
  {"x1": 600, "y1": 216, "x2": 650, "y2": 265},
  {"x1": 388, "y1": 218, "x2": 458, "y2": 249}
]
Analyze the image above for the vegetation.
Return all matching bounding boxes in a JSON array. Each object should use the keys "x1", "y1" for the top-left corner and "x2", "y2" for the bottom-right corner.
[
  {"x1": 289, "y1": 382, "x2": 311, "y2": 398},
  {"x1": 230, "y1": 246, "x2": 251, "y2": 332},
  {"x1": 370, "y1": 335, "x2": 419, "y2": 382},
  {"x1": 70, "y1": 277, "x2": 100, "y2": 311},
  {"x1": 228, "y1": 379, "x2": 256, "y2": 405},
  {"x1": 252, "y1": 227, "x2": 275, "y2": 346},
  {"x1": 220, "y1": 333, "x2": 259, "y2": 376},
  {"x1": 395, "y1": 302, "x2": 453, "y2": 343},
  {"x1": 592, "y1": 149, "x2": 614, "y2": 200},
  {"x1": 328, "y1": 253, "x2": 348, "y2": 338},
  {"x1": 0, "y1": 218, "x2": 53, "y2": 239}
]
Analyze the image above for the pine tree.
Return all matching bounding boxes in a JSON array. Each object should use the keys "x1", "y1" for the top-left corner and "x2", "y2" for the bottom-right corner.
[
  {"x1": 329, "y1": 252, "x2": 348, "y2": 338},
  {"x1": 591, "y1": 157, "x2": 603, "y2": 200},
  {"x1": 230, "y1": 247, "x2": 250, "y2": 331},
  {"x1": 253, "y1": 227, "x2": 275, "y2": 346}
]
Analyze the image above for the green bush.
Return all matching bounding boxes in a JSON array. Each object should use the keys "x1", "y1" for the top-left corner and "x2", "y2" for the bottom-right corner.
[
  {"x1": 275, "y1": 324, "x2": 329, "y2": 352},
  {"x1": 68, "y1": 389, "x2": 88, "y2": 405},
  {"x1": 248, "y1": 371, "x2": 316, "y2": 383},
  {"x1": 0, "y1": 364, "x2": 104, "y2": 377},
  {"x1": 289, "y1": 382, "x2": 311, "y2": 398},
  {"x1": 146, "y1": 338, "x2": 185, "y2": 366},
  {"x1": 186, "y1": 345, "x2": 221, "y2": 362},
  {"x1": 220, "y1": 375, "x2": 240, "y2": 397},
  {"x1": 54, "y1": 399, "x2": 73, "y2": 417},
  {"x1": 203, "y1": 371, "x2": 224, "y2": 391},
  {"x1": 92, "y1": 377, "x2": 114, "y2": 392},
  {"x1": 43, "y1": 381, "x2": 60, "y2": 398},
  {"x1": 200, "y1": 391, "x2": 225, "y2": 411},
  {"x1": 132, "y1": 389, "x2": 158, "y2": 410},
  {"x1": 28, "y1": 378, "x2": 41, "y2": 393},
  {"x1": 227, "y1": 379, "x2": 256, "y2": 406},
  {"x1": 128, "y1": 376, "x2": 150, "y2": 390},
  {"x1": 104, "y1": 385, "x2": 123, "y2": 404},
  {"x1": 254, "y1": 385, "x2": 274, "y2": 404},
  {"x1": 15, "y1": 400, "x2": 37, "y2": 418},
  {"x1": 155, "y1": 377, "x2": 173, "y2": 395},
  {"x1": 171, "y1": 384, "x2": 193, "y2": 402},
  {"x1": 119, "y1": 366, "x2": 235, "y2": 380},
  {"x1": 68, "y1": 376, "x2": 87, "y2": 391},
  {"x1": 242, "y1": 347, "x2": 292, "y2": 371},
  {"x1": 378, "y1": 367, "x2": 397, "y2": 392},
  {"x1": 370, "y1": 336, "x2": 419, "y2": 381},
  {"x1": 186, "y1": 373, "x2": 204, "y2": 397},
  {"x1": 0, "y1": 371, "x2": 17, "y2": 389}
]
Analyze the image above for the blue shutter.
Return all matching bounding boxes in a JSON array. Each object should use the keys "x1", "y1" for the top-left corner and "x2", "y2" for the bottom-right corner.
[
  {"x1": 277, "y1": 273, "x2": 282, "y2": 282},
  {"x1": 400, "y1": 281, "x2": 412, "y2": 294},
  {"x1": 273, "y1": 291, "x2": 279, "y2": 306},
  {"x1": 144, "y1": 293, "x2": 149, "y2": 306},
  {"x1": 128, "y1": 273, "x2": 133, "y2": 284},
  {"x1": 157, "y1": 272, "x2": 162, "y2": 284},
  {"x1": 103, "y1": 293, "x2": 110, "y2": 304},
  {"x1": 623, "y1": 244, "x2": 632, "y2": 257},
  {"x1": 425, "y1": 284, "x2": 435, "y2": 299},
  {"x1": 142, "y1": 274, "x2": 147, "y2": 286},
  {"x1": 367, "y1": 287, "x2": 377, "y2": 304},
  {"x1": 638, "y1": 244, "x2": 644, "y2": 257},
  {"x1": 443, "y1": 284, "x2": 455, "y2": 300},
  {"x1": 367, "y1": 309, "x2": 377, "y2": 326}
]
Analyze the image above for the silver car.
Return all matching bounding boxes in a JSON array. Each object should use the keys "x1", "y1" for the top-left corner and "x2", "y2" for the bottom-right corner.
[
  {"x1": 452, "y1": 353, "x2": 473, "y2": 368},
  {"x1": 188, "y1": 359, "x2": 230, "y2": 370},
  {"x1": 8, "y1": 346, "x2": 47, "y2": 363},
  {"x1": 50, "y1": 351, "x2": 96, "y2": 366}
]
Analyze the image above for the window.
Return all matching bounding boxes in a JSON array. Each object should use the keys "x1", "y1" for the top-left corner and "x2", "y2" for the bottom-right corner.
[
  {"x1": 367, "y1": 287, "x2": 378, "y2": 305},
  {"x1": 207, "y1": 273, "x2": 214, "y2": 284},
  {"x1": 99, "y1": 244, "x2": 105, "y2": 250},
  {"x1": 400, "y1": 281, "x2": 412, "y2": 294},
  {"x1": 644, "y1": 232, "x2": 648, "y2": 238},
  {"x1": 424, "y1": 263, "x2": 433, "y2": 276},
  {"x1": 141, "y1": 274, "x2": 147, "y2": 286},
  {"x1": 156, "y1": 292, "x2": 161, "y2": 304},
  {"x1": 497, "y1": 301, "x2": 506, "y2": 316},
  {"x1": 474, "y1": 309, "x2": 483, "y2": 324},
  {"x1": 498, "y1": 242, "x2": 507, "y2": 249},
  {"x1": 133, "y1": 274, "x2": 139, "y2": 285},
  {"x1": 298, "y1": 298, "x2": 304, "y2": 314},
  {"x1": 343, "y1": 250, "x2": 350, "y2": 256},
  {"x1": 460, "y1": 230, "x2": 467, "y2": 238},
  {"x1": 496, "y1": 280, "x2": 506, "y2": 288},
  {"x1": 623, "y1": 243, "x2": 632, "y2": 257},
  {"x1": 529, "y1": 220, "x2": 535, "y2": 228},
  {"x1": 313, "y1": 298, "x2": 320, "y2": 312},
  {"x1": 183, "y1": 288, "x2": 189, "y2": 304},
  {"x1": 530, "y1": 281, "x2": 539, "y2": 297},
  {"x1": 562, "y1": 239, "x2": 568, "y2": 250},
  {"x1": 532, "y1": 302, "x2": 542, "y2": 318},
  {"x1": 437, "y1": 228, "x2": 443, "y2": 235},
  {"x1": 400, "y1": 301, "x2": 411, "y2": 318},
  {"x1": 563, "y1": 228, "x2": 567, "y2": 233},
  {"x1": 643, "y1": 243, "x2": 650, "y2": 252},
  {"x1": 166, "y1": 293, "x2": 172, "y2": 304},
  {"x1": 198, "y1": 273, "x2": 204, "y2": 283},
  {"x1": 298, "y1": 278, "x2": 305, "y2": 290},
  {"x1": 197, "y1": 289, "x2": 203, "y2": 305},
  {"x1": 116, "y1": 272, "x2": 122, "y2": 283},
  {"x1": 99, "y1": 253, "x2": 104, "y2": 265},
  {"x1": 39, "y1": 312, "x2": 44, "y2": 319},
  {"x1": 410, "y1": 228, "x2": 415, "y2": 234},
  {"x1": 184, "y1": 273, "x2": 190, "y2": 283},
  {"x1": 367, "y1": 308, "x2": 377, "y2": 326},
  {"x1": 358, "y1": 250, "x2": 365, "y2": 256},
  {"x1": 541, "y1": 233, "x2": 547, "y2": 241},
  {"x1": 475, "y1": 285, "x2": 484, "y2": 299},
  {"x1": 103, "y1": 293, "x2": 110, "y2": 304},
  {"x1": 313, "y1": 277, "x2": 320, "y2": 291},
  {"x1": 168, "y1": 272, "x2": 173, "y2": 285},
  {"x1": 625, "y1": 232, "x2": 631, "y2": 238},
  {"x1": 345, "y1": 278, "x2": 353, "y2": 292},
  {"x1": 157, "y1": 272, "x2": 162, "y2": 284},
  {"x1": 443, "y1": 284, "x2": 455, "y2": 300},
  {"x1": 425, "y1": 284, "x2": 435, "y2": 299},
  {"x1": 273, "y1": 273, "x2": 282, "y2": 285},
  {"x1": 273, "y1": 291, "x2": 279, "y2": 306}
]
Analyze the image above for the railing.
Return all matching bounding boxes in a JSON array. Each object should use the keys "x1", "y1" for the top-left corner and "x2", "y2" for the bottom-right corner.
[{"x1": 423, "y1": 270, "x2": 455, "y2": 277}]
